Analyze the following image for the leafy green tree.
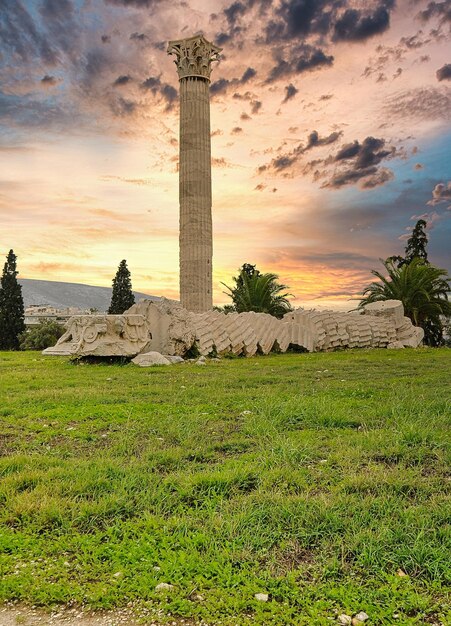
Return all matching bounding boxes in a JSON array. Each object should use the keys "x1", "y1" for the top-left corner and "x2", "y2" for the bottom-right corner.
[
  {"x1": 108, "y1": 260, "x2": 135, "y2": 314},
  {"x1": 19, "y1": 320, "x2": 65, "y2": 351},
  {"x1": 222, "y1": 264, "x2": 292, "y2": 318},
  {"x1": 0, "y1": 249, "x2": 25, "y2": 350},
  {"x1": 359, "y1": 257, "x2": 451, "y2": 346}
]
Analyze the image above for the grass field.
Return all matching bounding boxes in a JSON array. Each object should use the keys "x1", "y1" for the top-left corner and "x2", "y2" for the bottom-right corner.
[{"x1": 0, "y1": 349, "x2": 450, "y2": 625}]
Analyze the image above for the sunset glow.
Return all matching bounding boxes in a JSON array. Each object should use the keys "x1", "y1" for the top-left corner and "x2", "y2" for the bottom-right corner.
[{"x1": 1, "y1": 0, "x2": 450, "y2": 309}]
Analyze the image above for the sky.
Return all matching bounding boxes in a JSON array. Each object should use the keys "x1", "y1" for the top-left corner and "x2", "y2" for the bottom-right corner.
[{"x1": 1, "y1": 0, "x2": 450, "y2": 310}]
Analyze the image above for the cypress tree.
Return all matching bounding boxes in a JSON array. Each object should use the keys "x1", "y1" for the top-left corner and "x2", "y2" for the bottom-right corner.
[
  {"x1": 0, "y1": 250, "x2": 25, "y2": 350},
  {"x1": 404, "y1": 218, "x2": 428, "y2": 265},
  {"x1": 108, "y1": 260, "x2": 135, "y2": 314}
]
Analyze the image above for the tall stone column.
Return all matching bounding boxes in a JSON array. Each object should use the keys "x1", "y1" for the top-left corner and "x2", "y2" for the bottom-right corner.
[{"x1": 167, "y1": 35, "x2": 221, "y2": 313}]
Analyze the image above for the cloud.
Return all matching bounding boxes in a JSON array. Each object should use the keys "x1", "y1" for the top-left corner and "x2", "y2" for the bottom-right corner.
[
  {"x1": 104, "y1": 0, "x2": 163, "y2": 8},
  {"x1": 383, "y1": 87, "x2": 451, "y2": 121},
  {"x1": 212, "y1": 157, "x2": 233, "y2": 167},
  {"x1": 210, "y1": 67, "x2": 257, "y2": 96},
  {"x1": 306, "y1": 129, "x2": 342, "y2": 150},
  {"x1": 258, "y1": 129, "x2": 343, "y2": 175},
  {"x1": 436, "y1": 63, "x2": 451, "y2": 81},
  {"x1": 113, "y1": 74, "x2": 133, "y2": 86},
  {"x1": 266, "y1": 44, "x2": 333, "y2": 82},
  {"x1": 259, "y1": 134, "x2": 400, "y2": 190},
  {"x1": 333, "y1": 6, "x2": 391, "y2": 42},
  {"x1": 130, "y1": 32, "x2": 148, "y2": 41},
  {"x1": 40, "y1": 75, "x2": 59, "y2": 87},
  {"x1": 427, "y1": 181, "x2": 451, "y2": 206},
  {"x1": 109, "y1": 97, "x2": 137, "y2": 116},
  {"x1": 282, "y1": 83, "x2": 298, "y2": 103},
  {"x1": 0, "y1": 1, "x2": 58, "y2": 64},
  {"x1": 264, "y1": 0, "x2": 395, "y2": 45},
  {"x1": 141, "y1": 75, "x2": 177, "y2": 109},
  {"x1": 0, "y1": 91, "x2": 79, "y2": 129},
  {"x1": 324, "y1": 136, "x2": 397, "y2": 189},
  {"x1": 417, "y1": 2, "x2": 451, "y2": 26}
]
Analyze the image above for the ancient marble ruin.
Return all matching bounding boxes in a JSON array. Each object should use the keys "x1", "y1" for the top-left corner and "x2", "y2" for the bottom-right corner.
[
  {"x1": 43, "y1": 299, "x2": 424, "y2": 359},
  {"x1": 167, "y1": 35, "x2": 222, "y2": 313}
]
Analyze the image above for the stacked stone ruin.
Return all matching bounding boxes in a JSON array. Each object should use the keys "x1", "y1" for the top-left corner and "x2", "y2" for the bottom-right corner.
[{"x1": 44, "y1": 298, "x2": 424, "y2": 358}]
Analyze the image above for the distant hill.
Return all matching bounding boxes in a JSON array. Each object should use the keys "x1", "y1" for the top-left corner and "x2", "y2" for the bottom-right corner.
[{"x1": 19, "y1": 279, "x2": 159, "y2": 312}]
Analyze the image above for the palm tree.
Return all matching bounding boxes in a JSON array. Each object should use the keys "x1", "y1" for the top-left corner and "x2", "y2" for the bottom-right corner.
[
  {"x1": 222, "y1": 266, "x2": 293, "y2": 318},
  {"x1": 359, "y1": 258, "x2": 451, "y2": 346}
]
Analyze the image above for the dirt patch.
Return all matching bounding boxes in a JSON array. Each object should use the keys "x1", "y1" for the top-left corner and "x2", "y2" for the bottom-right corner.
[{"x1": 0, "y1": 604, "x2": 198, "y2": 626}]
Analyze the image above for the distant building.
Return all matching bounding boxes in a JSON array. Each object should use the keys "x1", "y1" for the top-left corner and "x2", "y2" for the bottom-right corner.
[{"x1": 24, "y1": 304, "x2": 93, "y2": 327}]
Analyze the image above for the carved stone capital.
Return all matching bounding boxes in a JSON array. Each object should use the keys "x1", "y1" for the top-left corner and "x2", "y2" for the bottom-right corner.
[{"x1": 167, "y1": 34, "x2": 222, "y2": 81}]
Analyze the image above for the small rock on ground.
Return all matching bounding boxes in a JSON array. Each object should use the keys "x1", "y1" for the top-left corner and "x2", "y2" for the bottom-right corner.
[
  {"x1": 132, "y1": 352, "x2": 170, "y2": 366},
  {"x1": 154, "y1": 582, "x2": 174, "y2": 592},
  {"x1": 354, "y1": 611, "x2": 369, "y2": 622},
  {"x1": 254, "y1": 593, "x2": 269, "y2": 602}
]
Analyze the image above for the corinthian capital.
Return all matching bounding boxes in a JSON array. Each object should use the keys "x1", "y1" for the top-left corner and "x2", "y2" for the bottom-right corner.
[{"x1": 167, "y1": 34, "x2": 222, "y2": 81}]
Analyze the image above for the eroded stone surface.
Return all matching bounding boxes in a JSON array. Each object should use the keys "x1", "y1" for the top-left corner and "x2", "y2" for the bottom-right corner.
[
  {"x1": 44, "y1": 299, "x2": 424, "y2": 358},
  {"x1": 43, "y1": 314, "x2": 150, "y2": 357}
]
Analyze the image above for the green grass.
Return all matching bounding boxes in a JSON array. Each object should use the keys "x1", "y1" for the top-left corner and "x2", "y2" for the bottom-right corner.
[{"x1": 0, "y1": 349, "x2": 450, "y2": 625}]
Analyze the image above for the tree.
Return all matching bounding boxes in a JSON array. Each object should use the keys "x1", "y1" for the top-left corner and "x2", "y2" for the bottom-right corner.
[
  {"x1": 404, "y1": 218, "x2": 428, "y2": 265},
  {"x1": 19, "y1": 320, "x2": 65, "y2": 351},
  {"x1": 388, "y1": 219, "x2": 429, "y2": 268},
  {"x1": 108, "y1": 260, "x2": 135, "y2": 314},
  {"x1": 359, "y1": 257, "x2": 451, "y2": 346},
  {"x1": 0, "y1": 249, "x2": 25, "y2": 350},
  {"x1": 222, "y1": 264, "x2": 293, "y2": 318}
]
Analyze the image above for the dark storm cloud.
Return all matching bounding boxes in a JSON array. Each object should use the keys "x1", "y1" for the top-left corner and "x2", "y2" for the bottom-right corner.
[
  {"x1": 306, "y1": 130, "x2": 342, "y2": 149},
  {"x1": 224, "y1": 1, "x2": 248, "y2": 26},
  {"x1": 282, "y1": 83, "x2": 298, "y2": 103},
  {"x1": 335, "y1": 137, "x2": 394, "y2": 168},
  {"x1": 325, "y1": 136, "x2": 397, "y2": 188},
  {"x1": 265, "y1": 0, "x2": 395, "y2": 44},
  {"x1": 258, "y1": 129, "x2": 343, "y2": 173},
  {"x1": 216, "y1": 0, "x2": 272, "y2": 44},
  {"x1": 265, "y1": 0, "x2": 339, "y2": 42},
  {"x1": 113, "y1": 75, "x2": 132, "y2": 86},
  {"x1": 241, "y1": 67, "x2": 257, "y2": 82},
  {"x1": 210, "y1": 67, "x2": 257, "y2": 95},
  {"x1": 259, "y1": 132, "x2": 399, "y2": 190},
  {"x1": 333, "y1": 6, "x2": 391, "y2": 42},
  {"x1": 266, "y1": 45, "x2": 333, "y2": 82},
  {"x1": 141, "y1": 75, "x2": 177, "y2": 109},
  {"x1": 436, "y1": 64, "x2": 451, "y2": 81}
]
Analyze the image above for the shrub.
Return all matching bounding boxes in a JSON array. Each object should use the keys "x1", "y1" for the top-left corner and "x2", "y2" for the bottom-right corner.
[{"x1": 19, "y1": 320, "x2": 65, "y2": 350}]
